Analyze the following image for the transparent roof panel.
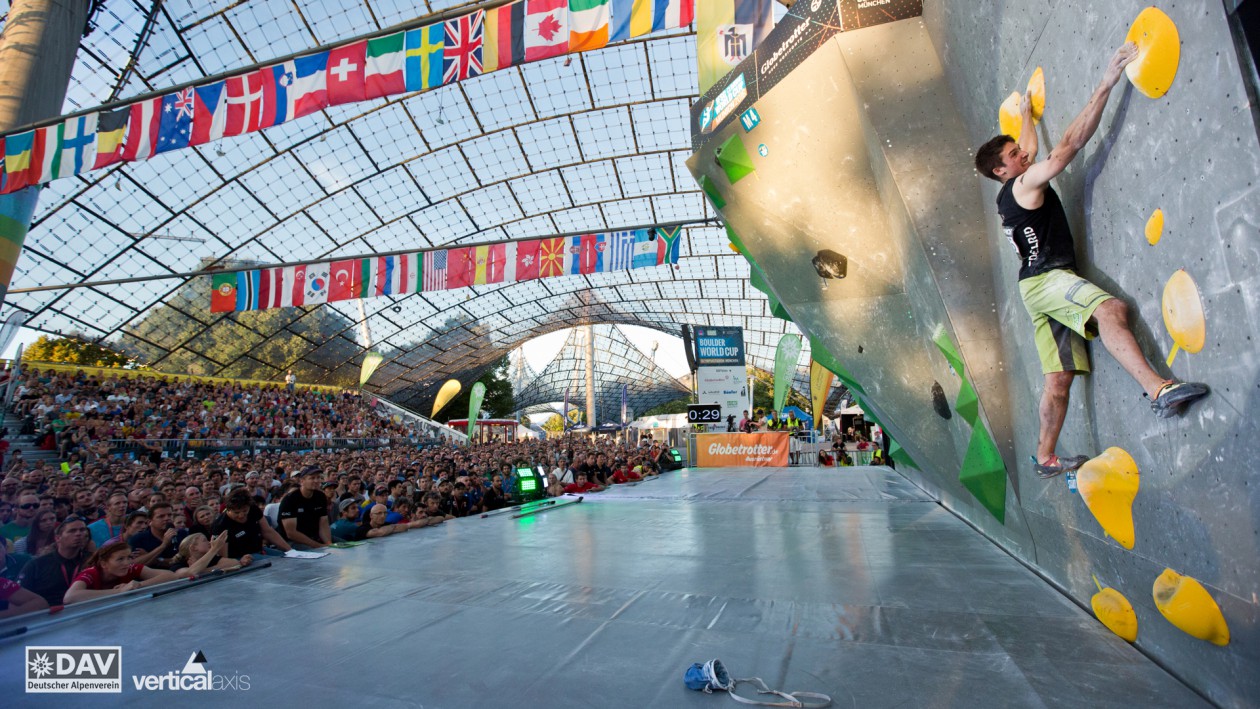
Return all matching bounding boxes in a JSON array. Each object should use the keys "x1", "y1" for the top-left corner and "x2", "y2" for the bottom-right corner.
[{"x1": 3, "y1": 0, "x2": 803, "y2": 411}]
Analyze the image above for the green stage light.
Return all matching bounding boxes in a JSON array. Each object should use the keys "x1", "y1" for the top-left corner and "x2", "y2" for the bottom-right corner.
[{"x1": 514, "y1": 465, "x2": 545, "y2": 502}]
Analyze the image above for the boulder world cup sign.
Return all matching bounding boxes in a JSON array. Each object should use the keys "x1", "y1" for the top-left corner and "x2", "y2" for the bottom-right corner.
[{"x1": 26, "y1": 646, "x2": 122, "y2": 693}]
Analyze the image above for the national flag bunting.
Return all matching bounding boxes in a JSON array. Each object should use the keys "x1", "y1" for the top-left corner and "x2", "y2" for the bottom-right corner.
[
  {"x1": 423, "y1": 249, "x2": 448, "y2": 292},
  {"x1": 365, "y1": 32, "x2": 407, "y2": 99},
  {"x1": 155, "y1": 88, "x2": 195, "y2": 155},
  {"x1": 57, "y1": 113, "x2": 97, "y2": 178},
  {"x1": 211, "y1": 272, "x2": 237, "y2": 313},
  {"x1": 327, "y1": 41, "x2": 368, "y2": 105},
  {"x1": 288, "y1": 52, "x2": 330, "y2": 119},
  {"x1": 443, "y1": 10, "x2": 485, "y2": 84},
  {"x1": 205, "y1": 228, "x2": 681, "y2": 312},
  {"x1": 526, "y1": 0, "x2": 569, "y2": 61},
  {"x1": 484, "y1": 2, "x2": 526, "y2": 72},
  {"x1": 189, "y1": 82, "x2": 227, "y2": 147},
  {"x1": 2, "y1": 131, "x2": 39, "y2": 193},
  {"x1": 304, "y1": 263, "x2": 331, "y2": 304},
  {"x1": 33, "y1": 124, "x2": 61, "y2": 185},
  {"x1": 93, "y1": 108, "x2": 129, "y2": 169},
  {"x1": 1, "y1": 0, "x2": 702, "y2": 192},
  {"x1": 122, "y1": 97, "x2": 161, "y2": 162},
  {"x1": 405, "y1": 25, "x2": 445, "y2": 90},
  {"x1": 570, "y1": 0, "x2": 610, "y2": 52}
]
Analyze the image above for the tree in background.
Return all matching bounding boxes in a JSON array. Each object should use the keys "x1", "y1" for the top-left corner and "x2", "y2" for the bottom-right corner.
[
  {"x1": 751, "y1": 368, "x2": 809, "y2": 413},
  {"x1": 541, "y1": 413, "x2": 565, "y2": 433},
  {"x1": 442, "y1": 357, "x2": 515, "y2": 419},
  {"x1": 116, "y1": 265, "x2": 361, "y2": 386},
  {"x1": 24, "y1": 335, "x2": 136, "y2": 368},
  {"x1": 641, "y1": 397, "x2": 690, "y2": 416}
]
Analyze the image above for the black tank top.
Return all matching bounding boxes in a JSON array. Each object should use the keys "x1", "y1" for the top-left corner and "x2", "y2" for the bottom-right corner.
[{"x1": 996, "y1": 178, "x2": 1077, "y2": 280}]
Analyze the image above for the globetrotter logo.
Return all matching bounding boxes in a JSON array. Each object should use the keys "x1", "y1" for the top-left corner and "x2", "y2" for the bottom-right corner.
[
  {"x1": 26, "y1": 646, "x2": 122, "y2": 693},
  {"x1": 708, "y1": 443, "x2": 775, "y2": 455},
  {"x1": 132, "y1": 650, "x2": 250, "y2": 692}
]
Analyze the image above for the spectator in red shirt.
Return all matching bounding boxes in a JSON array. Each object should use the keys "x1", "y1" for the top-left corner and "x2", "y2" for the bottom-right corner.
[
  {"x1": 563, "y1": 472, "x2": 604, "y2": 494},
  {"x1": 63, "y1": 541, "x2": 177, "y2": 604}
]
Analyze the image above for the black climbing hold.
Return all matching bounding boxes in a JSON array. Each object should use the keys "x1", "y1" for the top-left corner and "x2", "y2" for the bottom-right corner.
[{"x1": 932, "y1": 381, "x2": 952, "y2": 420}]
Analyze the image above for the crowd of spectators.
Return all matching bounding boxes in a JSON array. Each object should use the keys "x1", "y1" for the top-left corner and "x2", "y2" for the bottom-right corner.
[
  {"x1": 5, "y1": 367, "x2": 417, "y2": 466},
  {"x1": 0, "y1": 367, "x2": 681, "y2": 618}
]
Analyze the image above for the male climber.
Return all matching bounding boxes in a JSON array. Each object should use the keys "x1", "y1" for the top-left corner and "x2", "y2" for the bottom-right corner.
[{"x1": 974, "y1": 42, "x2": 1209, "y2": 479}]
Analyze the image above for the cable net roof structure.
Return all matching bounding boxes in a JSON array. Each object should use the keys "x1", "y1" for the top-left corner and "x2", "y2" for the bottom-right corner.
[
  {"x1": 513, "y1": 324, "x2": 689, "y2": 422},
  {"x1": 0, "y1": 0, "x2": 803, "y2": 412}
]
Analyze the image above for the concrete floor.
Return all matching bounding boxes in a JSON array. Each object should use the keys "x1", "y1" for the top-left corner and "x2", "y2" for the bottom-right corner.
[{"x1": 1, "y1": 466, "x2": 1208, "y2": 707}]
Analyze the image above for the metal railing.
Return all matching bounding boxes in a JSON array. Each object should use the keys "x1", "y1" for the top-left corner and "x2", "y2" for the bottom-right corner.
[{"x1": 368, "y1": 396, "x2": 469, "y2": 445}]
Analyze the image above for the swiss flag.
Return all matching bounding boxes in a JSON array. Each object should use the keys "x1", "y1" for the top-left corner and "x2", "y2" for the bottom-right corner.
[
  {"x1": 327, "y1": 41, "x2": 367, "y2": 106},
  {"x1": 328, "y1": 259, "x2": 363, "y2": 301},
  {"x1": 515, "y1": 240, "x2": 541, "y2": 281}
]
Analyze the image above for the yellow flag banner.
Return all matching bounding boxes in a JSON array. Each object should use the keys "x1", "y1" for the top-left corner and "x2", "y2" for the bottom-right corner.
[{"x1": 809, "y1": 358, "x2": 834, "y2": 432}]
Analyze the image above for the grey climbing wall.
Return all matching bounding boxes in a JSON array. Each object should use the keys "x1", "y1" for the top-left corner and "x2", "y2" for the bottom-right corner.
[{"x1": 688, "y1": 0, "x2": 1260, "y2": 705}]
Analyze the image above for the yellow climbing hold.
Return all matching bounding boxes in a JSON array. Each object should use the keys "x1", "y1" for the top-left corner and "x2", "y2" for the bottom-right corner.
[
  {"x1": 999, "y1": 91, "x2": 1022, "y2": 141},
  {"x1": 1091, "y1": 584, "x2": 1139, "y2": 642},
  {"x1": 1145, "y1": 209, "x2": 1164, "y2": 245},
  {"x1": 728, "y1": 242, "x2": 742, "y2": 254},
  {"x1": 1152, "y1": 569, "x2": 1230, "y2": 646},
  {"x1": 1125, "y1": 7, "x2": 1181, "y2": 99},
  {"x1": 1026, "y1": 67, "x2": 1045, "y2": 122},
  {"x1": 1162, "y1": 269, "x2": 1205, "y2": 366},
  {"x1": 1077, "y1": 447, "x2": 1140, "y2": 549}
]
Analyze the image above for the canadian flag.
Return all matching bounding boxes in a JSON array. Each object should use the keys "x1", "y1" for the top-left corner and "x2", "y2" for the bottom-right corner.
[
  {"x1": 326, "y1": 41, "x2": 367, "y2": 106},
  {"x1": 525, "y1": 0, "x2": 568, "y2": 61}
]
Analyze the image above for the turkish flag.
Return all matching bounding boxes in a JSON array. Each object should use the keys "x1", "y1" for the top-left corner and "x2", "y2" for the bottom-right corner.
[
  {"x1": 328, "y1": 259, "x2": 362, "y2": 301},
  {"x1": 326, "y1": 41, "x2": 367, "y2": 106},
  {"x1": 515, "y1": 240, "x2": 541, "y2": 281}
]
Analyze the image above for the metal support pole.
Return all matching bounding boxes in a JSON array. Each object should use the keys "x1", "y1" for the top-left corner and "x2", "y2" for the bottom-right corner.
[
  {"x1": 585, "y1": 324, "x2": 596, "y2": 430},
  {"x1": 0, "y1": 0, "x2": 91, "y2": 305}
]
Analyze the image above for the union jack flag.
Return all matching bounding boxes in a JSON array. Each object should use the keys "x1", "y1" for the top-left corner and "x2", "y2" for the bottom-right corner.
[
  {"x1": 443, "y1": 10, "x2": 484, "y2": 84},
  {"x1": 173, "y1": 88, "x2": 195, "y2": 120}
]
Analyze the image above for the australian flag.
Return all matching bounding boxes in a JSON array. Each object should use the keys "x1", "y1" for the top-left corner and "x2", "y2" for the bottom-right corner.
[{"x1": 155, "y1": 88, "x2": 194, "y2": 155}]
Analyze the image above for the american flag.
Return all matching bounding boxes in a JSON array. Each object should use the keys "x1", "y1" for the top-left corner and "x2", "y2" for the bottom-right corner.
[
  {"x1": 443, "y1": 10, "x2": 484, "y2": 84},
  {"x1": 423, "y1": 249, "x2": 448, "y2": 292}
]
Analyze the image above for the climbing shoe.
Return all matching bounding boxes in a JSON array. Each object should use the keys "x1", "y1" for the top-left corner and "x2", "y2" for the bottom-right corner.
[
  {"x1": 1149, "y1": 381, "x2": 1210, "y2": 419},
  {"x1": 1032, "y1": 454, "x2": 1089, "y2": 479}
]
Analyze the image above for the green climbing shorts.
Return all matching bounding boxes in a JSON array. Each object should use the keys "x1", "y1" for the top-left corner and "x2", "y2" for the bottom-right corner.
[{"x1": 1018, "y1": 269, "x2": 1114, "y2": 374}]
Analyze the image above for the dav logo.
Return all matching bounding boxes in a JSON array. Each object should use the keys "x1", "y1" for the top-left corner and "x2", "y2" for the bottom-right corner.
[{"x1": 26, "y1": 646, "x2": 122, "y2": 693}]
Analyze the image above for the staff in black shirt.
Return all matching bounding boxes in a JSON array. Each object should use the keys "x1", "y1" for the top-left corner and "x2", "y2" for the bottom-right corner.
[
  {"x1": 213, "y1": 488, "x2": 292, "y2": 558},
  {"x1": 278, "y1": 467, "x2": 330, "y2": 548}
]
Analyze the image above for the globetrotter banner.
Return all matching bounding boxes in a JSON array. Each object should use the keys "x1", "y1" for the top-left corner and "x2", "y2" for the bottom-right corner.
[
  {"x1": 695, "y1": 432, "x2": 789, "y2": 467},
  {"x1": 0, "y1": 0, "x2": 695, "y2": 194},
  {"x1": 209, "y1": 226, "x2": 681, "y2": 313}
]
